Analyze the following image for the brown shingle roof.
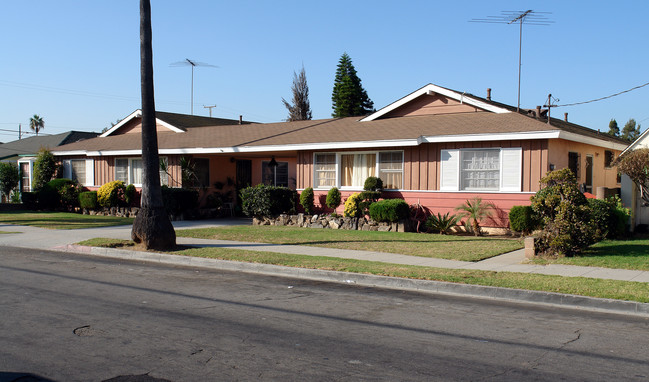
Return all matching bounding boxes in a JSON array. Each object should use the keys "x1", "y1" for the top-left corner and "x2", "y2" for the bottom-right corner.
[{"x1": 53, "y1": 111, "x2": 625, "y2": 154}]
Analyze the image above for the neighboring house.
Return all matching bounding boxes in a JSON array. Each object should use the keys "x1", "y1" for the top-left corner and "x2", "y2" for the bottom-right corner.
[
  {"x1": 0, "y1": 131, "x2": 98, "y2": 195},
  {"x1": 51, "y1": 84, "x2": 628, "y2": 227},
  {"x1": 619, "y1": 129, "x2": 649, "y2": 230}
]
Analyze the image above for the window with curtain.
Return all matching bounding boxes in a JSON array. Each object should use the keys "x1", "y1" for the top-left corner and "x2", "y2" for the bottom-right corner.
[
  {"x1": 70, "y1": 160, "x2": 86, "y2": 184},
  {"x1": 130, "y1": 159, "x2": 143, "y2": 185},
  {"x1": 20, "y1": 162, "x2": 30, "y2": 192},
  {"x1": 378, "y1": 151, "x2": 403, "y2": 189},
  {"x1": 314, "y1": 153, "x2": 336, "y2": 187},
  {"x1": 460, "y1": 149, "x2": 500, "y2": 190},
  {"x1": 115, "y1": 158, "x2": 128, "y2": 183},
  {"x1": 341, "y1": 153, "x2": 376, "y2": 187}
]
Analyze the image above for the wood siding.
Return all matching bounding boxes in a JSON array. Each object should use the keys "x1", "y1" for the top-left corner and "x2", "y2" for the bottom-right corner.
[{"x1": 383, "y1": 94, "x2": 481, "y2": 118}]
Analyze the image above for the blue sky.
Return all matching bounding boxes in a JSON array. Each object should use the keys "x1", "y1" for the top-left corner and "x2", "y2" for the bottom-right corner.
[{"x1": 1, "y1": 1, "x2": 647, "y2": 140}]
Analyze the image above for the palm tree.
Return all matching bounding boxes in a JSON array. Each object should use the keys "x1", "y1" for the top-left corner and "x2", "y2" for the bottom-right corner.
[
  {"x1": 454, "y1": 197, "x2": 495, "y2": 236},
  {"x1": 131, "y1": 0, "x2": 176, "y2": 250},
  {"x1": 29, "y1": 115, "x2": 44, "y2": 136}
]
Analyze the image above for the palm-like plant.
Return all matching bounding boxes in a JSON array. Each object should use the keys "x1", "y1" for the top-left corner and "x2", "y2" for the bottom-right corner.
[
  {"x1": 29, "y1": 115, "x2": 44, "y2": 136},
  {"x1": 454, "y1": 197, "x2": 495, "y2": 236},
  {"x1": 425, "y1": 212, "x2": 459, "y2": 235}
]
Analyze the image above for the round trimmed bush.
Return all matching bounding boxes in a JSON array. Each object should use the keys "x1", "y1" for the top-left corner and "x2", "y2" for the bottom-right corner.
[
  {"x1": 326, "y1": 187, "x2": 342, "y2": 211},
  {"x1": 508, "y1": 205, "x2": 538, "y2": 234},
  {"x1": 369, "y1": 198, "x2": 409, "y2": 222},
  {"x1": 364, "y1": 176, "x2": 383, "y2": 191},
  {"x1": 97, "y1": 180, "x2": 126, "y2": 208},
  {"x1": 300, "y1": 187, "x2": 315, "y2": 215},
  {"x1": 79, "y1": 191, "x2": 98, "y2": 210}
]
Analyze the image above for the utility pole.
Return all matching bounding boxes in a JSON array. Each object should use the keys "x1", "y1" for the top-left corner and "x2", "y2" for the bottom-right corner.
[
  {"x1": 543, "y1": 93, "x2": 558, "y2": 125},
  {"x1": 18, "y1": 124, "x2": 21, "y2": 140},
  {"x1": 203, "y1": 105, "x2": 217, "y2": 118},
  {"x1": 170, "y1": 59, "x2": 218, "y2": 115}
]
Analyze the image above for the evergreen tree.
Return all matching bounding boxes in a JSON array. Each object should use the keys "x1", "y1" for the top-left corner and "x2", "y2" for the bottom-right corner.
[
  {"x1": 621, "y1": 118, "x2": 642, "y2": 141},
  {"x1": 331, "y1": 53, "x2": 374, "y2": 118},
  {"x1": 607, "y1": 119, "x2": 619, "y2": 137},
  {"x1": 282, "y1": 66, "x2": 312, "y2": 121}
]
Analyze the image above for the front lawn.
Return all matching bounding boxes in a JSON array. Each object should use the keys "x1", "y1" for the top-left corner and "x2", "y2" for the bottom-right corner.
[
  {"x1": 78, "y1": 237, "x2": 649, "y2": 303},
  {"x1": 0, "y1": 211, "x2": 134, "y2": 229},
  {"x1": 532, "y1": 237, "x2": 649, "y2": 270},
  {"x1": 176, "y1": 225, "x2": 523, "y2": 262}
]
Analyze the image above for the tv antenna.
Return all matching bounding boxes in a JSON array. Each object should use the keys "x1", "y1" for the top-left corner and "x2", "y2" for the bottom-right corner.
[
  {"x1": 203, "y1": 104, "x2": 217, "y2": 118},
  {"x1": 470, "y1": 10, "x2": 553, "y2": 112},
  {"x1": 170, "y1": 59, "x2": 218, "y2": 115}
]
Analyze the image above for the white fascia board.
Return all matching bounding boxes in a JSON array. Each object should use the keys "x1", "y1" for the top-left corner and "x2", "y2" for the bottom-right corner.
[
  {"x1": 422, "y1": 131, "x2": 561, "y2": 143},
  {"x1": 51, "y1": 150, "x2": 91, "y2": 156},
  {"x1": 99, "y1": 109, "x2": 184, "y2": 137},
  {"x1": 361, "y1": 84, "x2": 510, "y2": 122},
  {"x1": 557, "y1": 131, "x2": 629, "y2": 151},
  {"x1": 100, "y1": 110, "x2": 141, "y2": 137}
]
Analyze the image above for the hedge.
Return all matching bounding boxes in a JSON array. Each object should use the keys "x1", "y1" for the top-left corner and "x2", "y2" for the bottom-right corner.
[{"x1": 369, "y1": 199, "x2": 409, "y2": 222}]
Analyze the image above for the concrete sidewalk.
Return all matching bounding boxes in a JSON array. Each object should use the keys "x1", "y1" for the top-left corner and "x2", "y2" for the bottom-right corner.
[
  {"x1": 2, "y1": 218, "x2": 649, "y2": 316},
  {"x1": 2, "y1": 218, "x2": 649, "y2": 283}
]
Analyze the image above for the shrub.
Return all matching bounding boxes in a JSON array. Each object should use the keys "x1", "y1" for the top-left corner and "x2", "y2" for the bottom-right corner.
[
  {"x1": 0, "y1": 162, "x2": 19, "y2": 202},
  {"x1": 97, "y1": 180, "x2": 127, "y2": 208},
  {"x1": 364, "y1": 176, "x2": 384, "y2": 191},
  {"x1": 124, "y1": 184, "x2": 137, "y2": 206},
  {"x1": 21, "y1": 192, "x2": 38, "y2": 209},
  {"x1": 240, "y1": 184, "x2": 296, "y2": 218},
  {"x1": 369, "y1": 199, "x2": 409, "y2": 222},
  {"x1": 79, "y1": 191, "x2": 98, "y2": 210},
  {"x1": 37, "y1": 182, "x2": 60, "y2": 210},
  {"x1": 531, "y1": 169, "x2": 595, "y2": 257},
  {"x1": 299, "y1": 187, "x2": 315, "y2": 215},
  {"x1": 588, "y1": 196, "x2": 629, "y2": 240},
  {"x1": 46, "y1": 178, "x2": 81, "y2": 210},
  {"x1": 426, "y1": 212, "x2": 459, "y2": 235},
  {"x1": 343, "y1": 192, "x2": 363, "y2": 217},
  {"x1": 161, "y1": 186, "x2": 199, "y2": 216},
  {"x1": 508, "y1": 206, "x2": 538, "y2": 235},
  {"x1": 325, "y1": 187, "x2": 342, "y2": 211},
  {"x1": 32, "y1": 149, "x2": 58, "y2": 190},
  {"x1": 454, "y1": 197, "x2": 495, "y2": 236}
]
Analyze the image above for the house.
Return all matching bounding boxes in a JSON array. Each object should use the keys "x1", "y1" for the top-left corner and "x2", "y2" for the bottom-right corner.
[
  {"x1": 618, "y1": 129, "x2": 649, "y2": 230},
  {"x1": 50, "y1": 84, "x2": 628, "y2": 227},
  {"x1": 0, "y1": 131, "x2": 98, "y2": 195}
]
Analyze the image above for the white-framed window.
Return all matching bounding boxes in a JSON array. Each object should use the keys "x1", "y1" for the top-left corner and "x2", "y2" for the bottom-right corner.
[
  {"x1": 313, "y1": 151, "x2": 403, "y2": 190},
  {"x1": 440, "y1": 147, "x2": 522, "y2": 192},
  {"x1": 63, "y1": 159, "x2": 94, "y2": 187},
  {"x1": 115, "y1": 157, "x2": 168, "y2": 186},
  {"x1": 19, "y1": 161, "x2": 32, "y2": 192},
  {"x1": 262, "y1": 161, "x2": 289, "y2": 187}
]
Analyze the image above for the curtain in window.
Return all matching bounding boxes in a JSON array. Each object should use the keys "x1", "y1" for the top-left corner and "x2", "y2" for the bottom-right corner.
[
  {"x1": 460, "y1": 150, "x2": 499, "y2": 190},
  {"x1": 315, "y1": 154, "x2": 336, "y2": 187},
  {"x1": 131, "y1": 159, "x2": 143, "y2": 185},
  {"x1": 70, "y1": 160, "x2": 86, "y2": 184},
  {"x1": 341, "y1": 154, "x2": 375, "y2": 187},
  {"x1": 379, "y1": 152, "x2": 403, "y2": 189},
  {"x1": 115, "y1": 159, "x2": 128, "y2": 183}
]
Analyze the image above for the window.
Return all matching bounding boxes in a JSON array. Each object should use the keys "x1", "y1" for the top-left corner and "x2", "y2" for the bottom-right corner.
[
  {"x1": 20, "y1": 162, "x2": 30, "y2": 192},
  {"x1": 568, "y1": 152, "x2": 580, "y2": 179},
  {"x1": 314, "y1": 153, "x2": 336, "y2": 188},
  {"x1": 115, "y1": 159, "x2": 128, "y2": 183},
  {"x1": 379, "y1": 152, "x2": 403, "y2": 189},
  {"x1": 313, "y1": 151, "x2": 403, "y2": 189},
  {"x1": 262, "y1": 161, "x2": 289, "y2": 187},
  {"x1": 341, "y1": 153, "x2": 375, "y2": 187},
  {"x1": 192, "y1": 158, "x2": 210, "y2": 188},
  {"x1": 441, "y1": 148, "x2": 521, "y2": 192},
  {"x1": 70, "y1": 160, "x2": 86, "y2": 184},
  {"x1": 460, "y1": 149, "x2": 500, "y2": 191},
  {"x1": 115, "y1": 157, "x2": 168, "y2": 186},
  {"x1": 604, "y1": 150, "x2": 615, "y2": 168}
]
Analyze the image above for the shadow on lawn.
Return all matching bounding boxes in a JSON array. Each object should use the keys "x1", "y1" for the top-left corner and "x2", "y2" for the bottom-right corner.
[{"x1": 583, "y1": 243, "x2": 649, "y2": 258}]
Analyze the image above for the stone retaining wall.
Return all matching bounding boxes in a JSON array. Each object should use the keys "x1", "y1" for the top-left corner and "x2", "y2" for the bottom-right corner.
[{"x1": 253, "y1": 213, "x2": 413, "y2": 232}]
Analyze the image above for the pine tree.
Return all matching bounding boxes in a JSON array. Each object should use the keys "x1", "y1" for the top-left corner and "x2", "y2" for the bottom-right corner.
[
  {"x1": 331, "y1": 53, "x2": 374, "y2": 118},
  {"x1": 607, "y1": 119, "x2": 619, "y2": 137},
  {"x1": 282, "y1": 66, "x2": 312, "y2": 121},
  {"x1": 621, "y1": 118, "x2": 641, "y2": 142}
]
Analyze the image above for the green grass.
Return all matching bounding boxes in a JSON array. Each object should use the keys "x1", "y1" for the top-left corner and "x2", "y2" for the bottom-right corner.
[
  {"x1": 176, "y1": 225, "x2": 523, "y2": 262},
  {"x1": 532, "y1": 237, "x2": 649, "y2": 270},
  {"x1": 77, "y1": 237, "x2": 649, "y2": 303},
  {"x1": 0, "y1": 211, "x2": 134, "y2": 229}
]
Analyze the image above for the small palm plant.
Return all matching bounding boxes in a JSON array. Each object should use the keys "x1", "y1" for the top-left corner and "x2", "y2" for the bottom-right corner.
[
  {"x1": 454, "y1": 197, "x2": 495, "y2": 236},
  {"x1": 425, "y1": 212, "x2": 459, "y2": 235}
]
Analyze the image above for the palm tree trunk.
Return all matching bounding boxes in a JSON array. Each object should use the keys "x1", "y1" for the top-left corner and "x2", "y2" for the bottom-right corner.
[{"x1": 131, "y1": 0, "x2": 176, "y2": 250}]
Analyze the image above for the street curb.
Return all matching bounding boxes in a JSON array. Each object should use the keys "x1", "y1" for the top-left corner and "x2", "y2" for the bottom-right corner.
[{"x1": 58, "y1": 244, "x2": 649, "y2": 317}]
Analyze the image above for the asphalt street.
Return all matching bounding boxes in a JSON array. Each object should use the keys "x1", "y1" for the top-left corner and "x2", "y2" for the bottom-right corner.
[{"x1": 2, "y1": 247, "x2": 649, "y2": 381}]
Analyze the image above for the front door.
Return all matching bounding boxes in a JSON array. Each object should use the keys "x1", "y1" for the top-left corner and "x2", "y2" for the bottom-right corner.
[
  {"x1": 235, "y1": 159, "x2": 252, "y2": 206},
  {"x1": 585, "y1": 155, "x2": 593, "y2": 193}
]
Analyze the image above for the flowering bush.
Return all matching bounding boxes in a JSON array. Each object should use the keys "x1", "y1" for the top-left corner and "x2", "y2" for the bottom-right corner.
[
  {"x1": 343, "y1": 192, "x2": 362, "y2": 217},
  {"x1": 97, "y1": 180, "x2": 126, "y2": 208}
]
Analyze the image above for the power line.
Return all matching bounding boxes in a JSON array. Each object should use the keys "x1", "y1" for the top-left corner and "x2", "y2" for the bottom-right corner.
[{"x1": 556, "y1": 81, "x2": 649, "y2": 107}]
